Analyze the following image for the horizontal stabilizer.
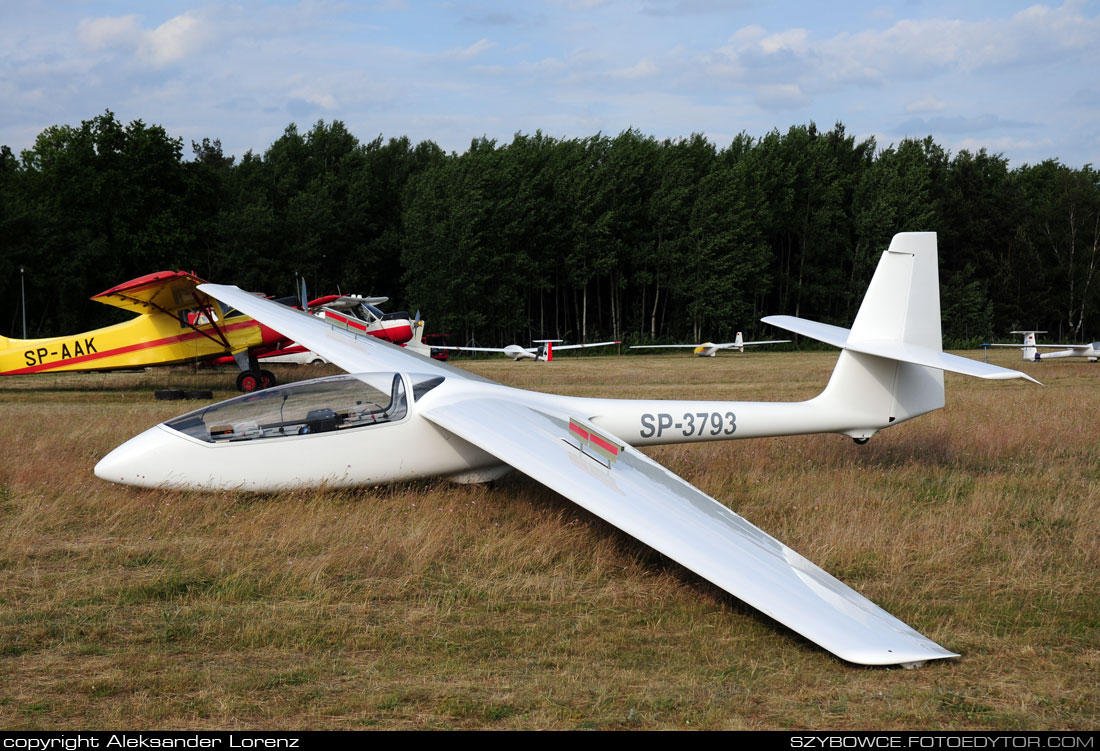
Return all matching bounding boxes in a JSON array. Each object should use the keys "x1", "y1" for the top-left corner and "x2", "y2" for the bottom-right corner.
[
  {"x1": 764, "y1": 315, "x2": 1040, "y2": 385},
  {"x1": 762, "y1": 316, "x2": 850, "y2": 350}
]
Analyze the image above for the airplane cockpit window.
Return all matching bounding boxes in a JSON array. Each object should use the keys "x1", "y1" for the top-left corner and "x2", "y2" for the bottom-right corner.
[
  {"x1": 358, "y1": 303, "x2": 384, "y2": 322},
  {"x1": 410, "y1": 374, "x2": 445, "y2": 401},
  {"x1": 179, "y1": 308, "x2": 218, "y2": 328},
  {"x1": 166, "y1": 373, "x2": 408, "y2": 443}
]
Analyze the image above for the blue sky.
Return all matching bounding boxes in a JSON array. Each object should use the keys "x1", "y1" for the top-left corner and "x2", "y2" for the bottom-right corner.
[{"x1": 2, "y1": 1, "x2": 1098, "y2": 167}]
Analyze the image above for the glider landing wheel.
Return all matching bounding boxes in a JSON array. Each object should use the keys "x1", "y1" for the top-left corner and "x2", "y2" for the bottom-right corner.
[
  {"x1": 236, "y1": 370, "x2": 261, "y2": 393},
  {"x1": 853, "y1": 437, "x2": 870, "y2": 445},
  {"x1": 260, "y1": 369, "x2": 277, "y2": 389}
]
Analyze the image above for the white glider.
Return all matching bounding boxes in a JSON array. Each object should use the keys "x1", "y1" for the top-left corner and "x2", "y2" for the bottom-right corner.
[
  {"x1": 985, "y1": 330, "x2": 1100, "y2": 362},
  {"x1": 95, "y1": 233, "x2": 1037, "y2": 666},
  {"x1": 434, "y1": 339, "x2": 620, "y2": 361},
  {"x1": 631, "y1": 332, "x2": 789, "y2": 357}
]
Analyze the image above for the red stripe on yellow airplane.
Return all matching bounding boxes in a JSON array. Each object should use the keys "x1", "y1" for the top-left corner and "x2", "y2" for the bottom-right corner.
[{"x1": 3, "y1": 319, "x2": 257, "y2": 375}]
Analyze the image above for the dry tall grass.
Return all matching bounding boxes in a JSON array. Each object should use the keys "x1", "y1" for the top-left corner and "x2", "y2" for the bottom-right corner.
[{"x1": 1, "y1": 353, "x2": 1097, "y2": 729}]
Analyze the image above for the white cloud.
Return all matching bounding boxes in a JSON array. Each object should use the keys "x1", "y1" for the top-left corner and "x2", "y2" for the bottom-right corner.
[
  {"x1": 307, "y1": 93, "x2": 339, "y2": 110},
  {"x1": 905, "y1": 95, "x2": 948, "y2": 113},
  {"x1": 711, "y1": 1, "x2": 1100, "y2": 93},
  {"x1": 76, "y1": 14, "x2": 142, "y2": 51},
  {"x1": 755, "y1": 83, "x2": 807, "y2": 110},
  {"x1": 954, "y1": 135, "x2": 1054, "y2": 155},
  {"x1": 139, "y1": 12, "x2": 208, "y2": 66},
  {"x1": 729, "y1": 25, "x2": 766, "y2": 45},
  {"x1": 430, "y1": 38, "x2": 495, "y2": 63},
  {"x1": 549, "y1": 0, "x2": 611, "y2": 9},
  {"x1": 611, "y1": 58, "x2": 658, "y2": 79},
  {"x1": 76, "y1": 11, "x2": 213, "y2": 66},
  {"x1": 759, "y1": 28, "x2": 808, "y2": 55}
]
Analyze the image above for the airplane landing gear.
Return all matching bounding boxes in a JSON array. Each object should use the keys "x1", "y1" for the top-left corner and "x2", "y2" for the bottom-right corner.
[
  {"x1": 236, "y1": 369, "x2": 277, "y2": 392},
  {"x1": 853, "y1": 437, "x2": 870, "y2": 445},
  {"x1": 237, "y1": 371, "x2": 259, "y2": 392}
]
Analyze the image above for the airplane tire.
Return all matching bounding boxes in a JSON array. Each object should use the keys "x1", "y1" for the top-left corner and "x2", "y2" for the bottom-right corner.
[
  {"x1": 237, "y1": 371, "x2": 261, "y2": 393},
  {"x1": 260, "y1": 370, "x2": 277, "y2": 389},
  {"x1": 853, "y1": 437, "x2": 870, "y2": 445}
]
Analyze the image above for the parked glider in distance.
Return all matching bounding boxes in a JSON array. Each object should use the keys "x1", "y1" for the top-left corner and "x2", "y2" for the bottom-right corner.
[
  {"x1": 0, "y1": 271, "x2": 289, "y2": 390},
  {"x1": 985, "y1": 330, "x2": 1100, "y2": 362},
  {"x1": 96, "y1": 233, "x2": 1039, "y2": 667},
  {"x1": 434, "y1": 339, "x2": 620, "y2": 361},
  {"x1": 631, "y1": 332, "x2": 790, "y2": 357}
]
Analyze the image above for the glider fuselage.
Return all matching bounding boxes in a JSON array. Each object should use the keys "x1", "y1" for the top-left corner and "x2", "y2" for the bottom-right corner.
[{"x1": 95, "y1": 367, "x2": 910, "y2": 491}]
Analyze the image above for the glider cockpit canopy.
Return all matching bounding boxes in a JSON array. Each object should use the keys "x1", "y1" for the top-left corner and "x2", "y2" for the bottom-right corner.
[{"x1": 165, "y1": 372, "x2": 444, "y2": 444}]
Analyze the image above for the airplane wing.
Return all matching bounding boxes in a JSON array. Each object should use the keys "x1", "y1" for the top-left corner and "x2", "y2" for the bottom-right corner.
[
  {"x1": 631, "y1": 341, "x2": 788, "y2": 350},
  {"x1": 93, "y1": 271, "x2": 211, "y2": 315},
  {"x1": 432, "y1": 345, "x2": 520, "y2": 353},
  {"x1": 709, "y1": 339, "x2": 791, "y2": 350},
  {"x1": 629, "y1": 344, "x2": 702, "y2": 349},
  {"x1": 737, "y1": 339, "x2": 791, "y2": 347},
  {"x1": 198, "y1": 284, "x2": 487, "y2": 383},
  {"x1": 551, "y1": 341, "x2": 620, "y2": 351},
  {"x1": 419, "y1": 395, "x2": 957, "y2": 666},
  {"x1": 985, "y1": 343, "x2": 1086, "y2": 349}
]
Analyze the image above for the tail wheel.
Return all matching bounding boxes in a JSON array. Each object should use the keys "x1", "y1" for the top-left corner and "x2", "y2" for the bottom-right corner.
[
  {"x1": 236, "y1": 370, "x2": 260, "y2": 392},
  {"x1": 260, "y1": 370, "x2": 277, "y2": 389}
]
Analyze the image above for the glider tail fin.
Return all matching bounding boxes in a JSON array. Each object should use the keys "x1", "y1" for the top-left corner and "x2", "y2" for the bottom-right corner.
[
  {"x1": 821, "y1": 232, "x2": 946, "y2": 431},
  {"x1": 1012, "y1": 330, "x2": 1043, "y2": 361},
  {"x1": 734, "y1": 332, "x2": 744, "y2": 351},
  {"x1": 763, "y1": 232, "x2": 1036, "y2": 441}
]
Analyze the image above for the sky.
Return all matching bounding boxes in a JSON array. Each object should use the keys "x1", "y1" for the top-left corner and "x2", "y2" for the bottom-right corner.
[{"x1": 2, "y1": 0, "x2": 1098, "y2": 167}]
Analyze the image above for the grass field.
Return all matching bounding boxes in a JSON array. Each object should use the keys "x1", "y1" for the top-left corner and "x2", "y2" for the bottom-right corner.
[{"x1": 1, "y1": 351, "x2": 1098, "y2": 730}]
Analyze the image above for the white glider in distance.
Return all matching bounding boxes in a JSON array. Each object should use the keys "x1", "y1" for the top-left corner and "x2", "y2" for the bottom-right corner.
[
  {"x1": 985, "y1": 330, "x2": 1100, "y2": 362},
  {"x1": 433, "y1": 339, "x2": 619, "y2": 361},
  {"x1": 631, "y1": 332, "x2": 790, "y2": 357},
  {"x1": 95, "y1": 233, "x2": 1037, "y2": 667}
]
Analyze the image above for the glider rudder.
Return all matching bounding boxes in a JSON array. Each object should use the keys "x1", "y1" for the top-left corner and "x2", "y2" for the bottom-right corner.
[{"x1": 765, "y1": 233, "x2": 946, "y2": 440}]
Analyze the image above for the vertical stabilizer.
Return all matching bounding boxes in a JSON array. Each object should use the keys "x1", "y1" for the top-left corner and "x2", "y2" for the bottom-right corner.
[
  {"x1": 734, "y1": 332, "x2": 744, "y2": 351},
  {"x1": 1011, "y1": 330, "x2": 1044, "y2": 361},
  {"x1": 818, "y1": 233, "x2": 945, "y2": 434},
  {"x1": 848, "y1": 233, "x2": 942, "y2": 350}
]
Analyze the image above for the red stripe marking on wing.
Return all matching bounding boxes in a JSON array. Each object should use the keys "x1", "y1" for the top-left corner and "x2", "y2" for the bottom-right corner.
[{"x1": 588, "y1": 433, "x2": 620, "y2": 456}]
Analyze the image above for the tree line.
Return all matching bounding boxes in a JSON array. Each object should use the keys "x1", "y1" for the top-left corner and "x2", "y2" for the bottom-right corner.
[{"x1": 2, "y1": 110, "x2": 1098, "y2": 348}]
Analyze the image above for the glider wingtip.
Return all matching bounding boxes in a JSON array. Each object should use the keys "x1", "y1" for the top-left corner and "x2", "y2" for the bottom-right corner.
[{"x1": 839, "y1": 645, "x2": 959, "y2": 667}]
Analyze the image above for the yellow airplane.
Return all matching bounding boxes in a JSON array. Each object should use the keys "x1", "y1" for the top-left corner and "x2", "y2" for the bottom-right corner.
[{"x1": 1, "y1": 270, "x2": 287, "y2": 391}]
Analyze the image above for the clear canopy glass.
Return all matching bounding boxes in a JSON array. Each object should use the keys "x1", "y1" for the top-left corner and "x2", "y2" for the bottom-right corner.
[{"x1": 165, "y1": 373, "x2": 428, "y2": 443}]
